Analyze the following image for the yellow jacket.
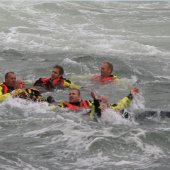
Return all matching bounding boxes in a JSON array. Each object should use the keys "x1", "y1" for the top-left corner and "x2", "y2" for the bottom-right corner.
[
  {"x1": 111, "y1": 95, "x2": 132, "y2": 111},
  {"x1": 63, "y1": 80, "x2": 81, "y2": 89},
  {"x1": 12, "y1": 88, "x2": 46, "y2": 102}
]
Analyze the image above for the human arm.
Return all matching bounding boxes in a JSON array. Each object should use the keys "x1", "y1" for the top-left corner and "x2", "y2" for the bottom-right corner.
[
  {"x1": 63, "y1": 79, "x2": 81, "y2": 89},
  {"x1": 111, "y1": 87, "x2": 139, "y2": 111}
]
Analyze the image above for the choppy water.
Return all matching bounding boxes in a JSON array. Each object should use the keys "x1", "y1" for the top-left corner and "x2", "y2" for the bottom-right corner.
[{"x1": 0, "y1": 1, "x2": 170, "y2": 169}]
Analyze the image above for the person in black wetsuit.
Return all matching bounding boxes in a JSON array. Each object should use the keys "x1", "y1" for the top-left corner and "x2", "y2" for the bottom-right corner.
[{"x1": 33, "y1": 65, "x2": 80, "y2": 92}]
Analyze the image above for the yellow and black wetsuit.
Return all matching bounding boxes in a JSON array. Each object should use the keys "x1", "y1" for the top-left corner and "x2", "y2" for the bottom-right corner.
[
  {"x1": 110, "y1": 93, "x2": 133, "y2": 118},
  {"x1": 13, "y1": 88, "x2": 46, "y2": 102},
  {"x1": 89, "y1": 93, "x2": 133, "y2": 120},
  {"x1": 0, "y1": 83, "x2": 14, "y2": 102},
  {"x1": 34, "y1": 76, "x2": 81, "y2": 92}
]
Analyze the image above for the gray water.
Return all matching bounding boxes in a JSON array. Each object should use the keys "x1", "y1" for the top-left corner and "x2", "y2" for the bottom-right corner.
[{"x1": 0, "y1": 1, "x2": 170, "y2": 169}]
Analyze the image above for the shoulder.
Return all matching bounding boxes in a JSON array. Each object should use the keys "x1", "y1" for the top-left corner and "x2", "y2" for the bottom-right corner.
[
  {"x1": 0, "y1": 83, "x2": 4, "y2": 90},
  {"x1": 34, "y1": 78, "x2": 43, "y2": 83},
  {"x1": 0, "y1": 83, "x2": 4, "y2": 87},
  {"x1": 0, "y1": 82, "x2": 5, "y2": 86},
  {"x1": 34, "y1": 77, "x2": 49, "y2": 85},
  {"x1": 0, "y1": 83, "x2": 7, "y2": 90}
]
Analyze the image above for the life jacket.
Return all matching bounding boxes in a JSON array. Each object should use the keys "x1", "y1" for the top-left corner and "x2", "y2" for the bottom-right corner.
[
  {"x1": 13, "y1": 88, "x2": 46, "y2": 102},
  {"x1": 40, "y1": 76, "x2": 64, "y2": 90},
  {"x1": 62, "y1": 100, "x2": 90, "y2": 111},
  {"x1": 93, "y1": 75, "x2": 117, "y2": 84},
  {"x1": 41, "y1": 77, "x2": 63, "y2": 85},
  {"x1": 0, "y1": 83, "x2": 13, "y2": 94}
]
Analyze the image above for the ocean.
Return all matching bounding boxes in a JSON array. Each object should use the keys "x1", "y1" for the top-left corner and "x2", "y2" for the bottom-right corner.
[{"x1": 0, "y1": 0, "x2": 170, "y2": 169}]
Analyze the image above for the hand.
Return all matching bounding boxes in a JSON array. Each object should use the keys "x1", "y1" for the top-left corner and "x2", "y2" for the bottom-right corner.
[
  {"x1": 11, "y1": 89, "x2": 23, "y2": 97},
  {"x1": 10, "y1": 90, "x2": 16, "y2": 97},
  {"x1": 130, "y1": 87, "x2": 139, "y2": 96},
  {"x1": 91, "y1": 91, "x2": 98, "y2": 99}
]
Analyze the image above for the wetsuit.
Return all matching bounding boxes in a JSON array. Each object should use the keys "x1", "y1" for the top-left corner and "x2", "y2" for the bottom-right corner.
[
  {"x1": 12, "y1": 88, "x2": 46, "y2": 102},
  {"x1": 34, "y1": 76, "x2": 80, "y2": 92}
]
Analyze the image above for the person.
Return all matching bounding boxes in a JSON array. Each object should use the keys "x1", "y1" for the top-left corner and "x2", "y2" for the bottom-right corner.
[
  {"x1": 14, "y1": 79, "x2": 26, "y2": 89},
  {"x1": 0, "y1": 72, "x2": 17, "y2": 101},
  {"x1": 33, "y1": 65, "x2": 81, "y2": 92},
  {"x1": 12, "y1": 80, "x2": 54, "y2": 103},
  {"x1": 88, "y1": 87, "x2": 139, "y2": 120},
  {"x1": 57, "y1": 87, "x2": 138, "y2": 117},
  {"x1": 0, "y1": 79, "x2": 53, "y2": 103},
  {"x1": 9, "y1": 81, "x2": 140, "y2": 120},
  {"x1": 0, "y1": 77, "x2": 42, "y2": 102},
  {"x1": 92, "y1": 62, "x2": 118, "y2": 84},
  {"x1": 58, "y1": 88, "x2": 93, "y2": 111}
]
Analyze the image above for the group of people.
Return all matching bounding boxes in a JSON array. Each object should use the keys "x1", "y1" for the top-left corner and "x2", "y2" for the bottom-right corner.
[{"x1": 0, "y1": 62, "x2": 139, "y2": 120}]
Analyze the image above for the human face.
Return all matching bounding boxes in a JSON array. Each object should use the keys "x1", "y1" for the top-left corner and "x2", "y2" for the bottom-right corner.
[
  {"x1": 51, "y1": 68, "x2": 60, "y2": 80},
  {"x1": 100, "y1": 63, "x2": 112, "y2": 78},
  {"x1": 15, "y1": 80, "x2": 26, "y2": 89},
  {"x1": 69, "y1": 89, "x2": 81, "y2": 103},
  {"x1": 5, "y1": 73, "x2": 16, "y2": 87}
]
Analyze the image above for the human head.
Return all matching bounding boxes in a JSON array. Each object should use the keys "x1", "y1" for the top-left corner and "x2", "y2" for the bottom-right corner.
[
  {"x1": 100, "y1": 62, "x2": 113, "y2": 78},
  {"x1": 51, "y1": 65, "x2": 64, "y2": 80},
  {"x1": 5, "y1": 72, "x2": 16, "y2": 87},
  {"x1": 99, "y1": 95, "x2": 110, "y2": 112},
  {"x1": 15, "y1": 80, "x2": 26, "y2": 89},
  {"x1": 69, "y1": 88, "x2": 81, "y2": 103}
]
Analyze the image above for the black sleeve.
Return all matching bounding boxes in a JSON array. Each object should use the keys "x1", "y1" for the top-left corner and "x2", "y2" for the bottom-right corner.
[
  {"x1": 127, "y1": 93, "x2": 133, "y2": 100},
  {"x1": 33, "y1": 78, "x2": 43, "y2": 87},
  {"x1": 93, "y1": 99, "x2": 102, "y2": 118},
  {"x1": 63, "y1": 78, "x2": 71, "y2": 84},
  {"x1": 46, "y1": 96, "x2": 56, "y2": 104}
]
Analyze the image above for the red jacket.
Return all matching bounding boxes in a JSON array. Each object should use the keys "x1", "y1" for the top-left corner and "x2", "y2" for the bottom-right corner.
[{"x1": 93, "y1": 75, "x2": 118, "y2": 84}]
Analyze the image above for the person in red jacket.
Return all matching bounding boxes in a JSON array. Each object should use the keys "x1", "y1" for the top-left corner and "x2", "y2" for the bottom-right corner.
[
  {"x1": 58, "y1": 88, "x2": 92, "y2": 111},
  {"x1": 92, "y1": 62, "x2": 118, "y2": 84},
  {"x1": 34, "y1": 65, "x2": 80, "y2": 92}
]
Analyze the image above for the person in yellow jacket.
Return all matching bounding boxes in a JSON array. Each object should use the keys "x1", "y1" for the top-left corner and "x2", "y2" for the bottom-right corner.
[
  {"x1": 88, "y1": 87, "x2": 139, "y2": 120},
  {"x1": 0, "y1": 78, "x2": 49, "y2": 103},
  {"x1": 0, "y1": 72, "x2": 17, "y2": 101}
]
